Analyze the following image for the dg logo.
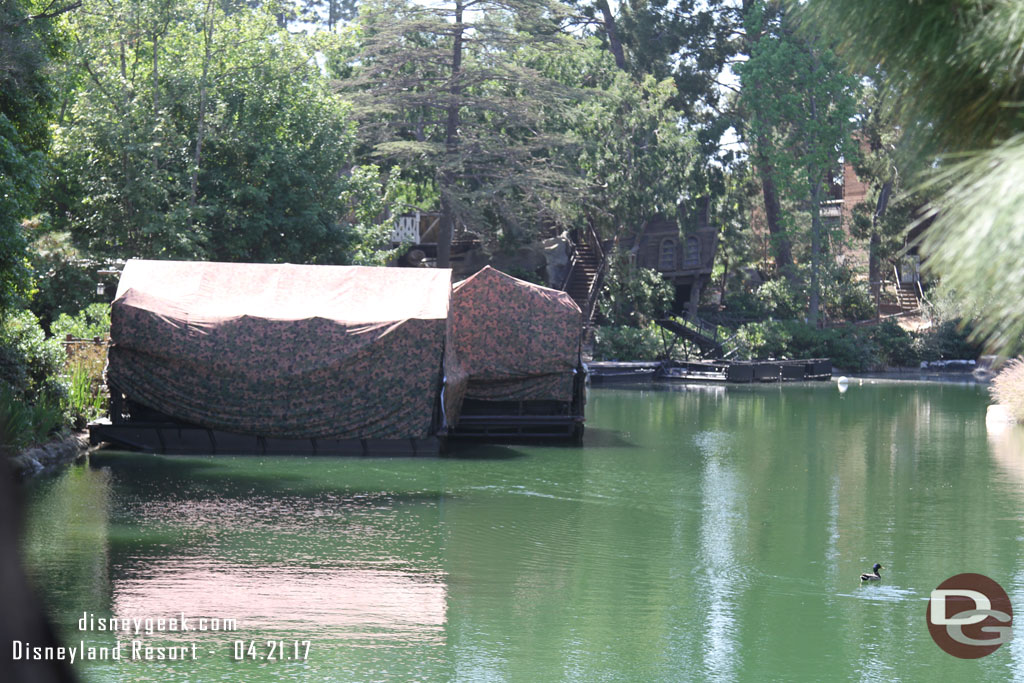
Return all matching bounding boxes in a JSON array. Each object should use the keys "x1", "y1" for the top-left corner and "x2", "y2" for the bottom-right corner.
[{"x1": 927, "y1": 573, "x2": 1013, "y2": 659}]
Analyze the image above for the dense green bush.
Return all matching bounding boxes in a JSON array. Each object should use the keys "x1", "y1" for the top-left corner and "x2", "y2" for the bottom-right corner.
[
  {"x1": 733, "y1": 320, "x2": 876, "y2": 371},
  {"x1": 0, "y1": 310, "x2": 68, "y2": 405},
  {"x1": 824, "y1": 273, "x2": 875, "y2": 322},
  {"x1": 914, "y1": 320, "x2": 982, "y2": 361},
  {"x1": 0, "y1": 311, "x2": 70, "y2": 453},
  {"x1": 596, "y1": 250, "x2": 674, "y2": 326},
  {"x1": 755, "y1": 278, "x2": 806, "y2": 320},
  {"x1": 29, "y1": 235, "x2": 100, "y2": 332},
  {"x1": 868, "y1": 320, "x2": 919, "y2": 366},
  {"x1": 0, "y1": 387, "x2": 65, "y2": 455},
  {"x1": 51, "y1": 303, "x2": 111, "y2": 340},
  {"x1": 592, "y1": 323, "x2": 666, "y2": 361},
  {"x1": 733, "y1": 316, "x2": 983, "y2": 371},
  {"x1": 721, "y1": 289, "x2": 764, "y2": 320}
]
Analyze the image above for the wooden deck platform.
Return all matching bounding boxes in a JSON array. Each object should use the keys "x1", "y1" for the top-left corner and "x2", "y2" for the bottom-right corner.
[
  {"x1": 587, "y1": 359, "x2": 832, "y2": 385},
  {"x1": 585, "y1": 361, "x2": 661, "y2": 383}
]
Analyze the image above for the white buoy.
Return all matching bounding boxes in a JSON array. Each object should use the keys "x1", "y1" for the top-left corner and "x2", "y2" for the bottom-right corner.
[{"x1": 837, "y1": 376, "x2": 849, "y2": 394}]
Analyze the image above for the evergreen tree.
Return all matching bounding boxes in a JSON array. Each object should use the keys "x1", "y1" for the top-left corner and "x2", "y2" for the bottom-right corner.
[{"x1": 342, "y1": 0, "x2": 581, "y2": 267}]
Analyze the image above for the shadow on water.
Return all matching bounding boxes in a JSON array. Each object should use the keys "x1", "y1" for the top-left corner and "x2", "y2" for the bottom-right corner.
[
  {"x1": 580, "y1": 426, "x2": 637, "y2": 448},
  {"x1": 441, "y1": 443, "x2": 529, "y2": 460},
  {"x1": 87, "y1": 450, "x2": 450, "y2": 503}
]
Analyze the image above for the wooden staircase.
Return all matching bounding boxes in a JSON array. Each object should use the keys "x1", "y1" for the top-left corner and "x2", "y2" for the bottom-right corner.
[
  {"x1": 655, "y1": 317, "x2": 725, "y2": 358},
  {"x1": 563, "y1": 228, "x2": 607, "y2": 323},
  {"x1": 896, "y1": 282, "x2": 920, "y2": 311}
]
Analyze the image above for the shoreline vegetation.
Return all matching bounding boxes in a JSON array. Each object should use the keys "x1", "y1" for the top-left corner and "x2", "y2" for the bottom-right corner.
[{"x1": 991, "y1": 359, "x2": 1024, "y2": 423}]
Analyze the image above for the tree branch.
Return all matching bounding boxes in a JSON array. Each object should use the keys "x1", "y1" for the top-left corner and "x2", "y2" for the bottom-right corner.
[{"x1": 29, "y1": 1, "x2": 81, "y2": 21}]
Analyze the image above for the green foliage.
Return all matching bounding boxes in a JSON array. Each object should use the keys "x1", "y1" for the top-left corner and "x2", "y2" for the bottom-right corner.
[
  {"x1": 64, "y1": 362, "x2": 106, "y2": 430},
  {"x1": 596, "y1": 250, "x2": 674, "y2": 326},
  {"x1": 735, "y1": 320, "x2": 874, "y2": 371},
  {"x1": 336, "y1": 165, "x2": 401, "y2": 266},
  {"x1": 737, "y1": 2, "x2": 859, "y2": 322},
  {"x1": 822, "y1": 264, "x2": 875, "y2": 322},
  {"x1": 0, "y1": 309, "x2": 67, "y2": 406},
  {"x1": 27, "y1": 228, "x2": 98, "y2": 331},
  {"x1": 570, "y1": 62, "x2": 696, "y2": 234},
  {"x1": 754, "y1": 278, "x2": 805, "y2": 320},
  {"x1": 592, "y1": 322, "x2": 666, "y2": 361},
  {"x1": 51, "y1": 303, "x2": 111, "y2": 340},
  {"x1": 867, "y1": 320, "x2": 918, "y2": 367},
  {"x1": 991, "y1": 359, "x2": 1024, "y2": 423},
  {"x1": 51, "y1": 1, "x2": 378, "y2": 265},
  {"x1": 0, "y1": 387, "x2": 65, "y2": 454},
  {"x1": 0, "y1": 0, "x2": 62, "y2": 314},
  {"x1": 913, "y1": 321, "x2": 982, "y2": 363},
  {"x1": 733, "y1": 316, "x2": 982, "y2": 371},
  {"x1": 721, "y1": 289, "x2": 764, "y2": 320}
]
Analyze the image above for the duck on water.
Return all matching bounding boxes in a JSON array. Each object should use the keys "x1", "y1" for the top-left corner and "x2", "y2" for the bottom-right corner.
[{"x1": 860, "y1": 563, "x2": 883, "y2": 582}]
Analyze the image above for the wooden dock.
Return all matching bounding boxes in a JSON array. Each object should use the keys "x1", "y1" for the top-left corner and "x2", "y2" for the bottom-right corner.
[{"x1": 587, "y1": 359, "x2": 832, "y2": 384}]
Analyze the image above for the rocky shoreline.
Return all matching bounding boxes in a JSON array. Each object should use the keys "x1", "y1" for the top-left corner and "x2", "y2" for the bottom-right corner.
[{"x1": 8, "y1": 431, "x2": 92, "y2": 480}]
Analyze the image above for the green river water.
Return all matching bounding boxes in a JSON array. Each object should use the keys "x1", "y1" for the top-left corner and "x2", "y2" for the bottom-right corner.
[{"x1": 19, "y1": 381, "x2": 1024, "y2": 682}]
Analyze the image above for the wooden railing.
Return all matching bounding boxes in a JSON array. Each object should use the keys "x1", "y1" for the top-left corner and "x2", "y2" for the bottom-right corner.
[
  {"x1": 581, "y1": 224, "x2": 608, "y2": 324},
  {"x1": 390, "y1": 211, "x2": 445, "y2": 245}
]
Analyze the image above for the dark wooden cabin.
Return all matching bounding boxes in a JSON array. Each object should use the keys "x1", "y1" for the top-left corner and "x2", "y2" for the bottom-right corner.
[{"x1": 622, "y1": 216, "x2": 718, "y2": 316}]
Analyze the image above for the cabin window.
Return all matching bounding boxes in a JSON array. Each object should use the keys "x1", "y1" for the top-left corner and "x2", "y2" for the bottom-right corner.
[
  {"x1": 684, "y1": 236, "x2": 701, "y2": 267},
  {"x1": 658, "y1": 239, "x2": 676, "y2": 271}
]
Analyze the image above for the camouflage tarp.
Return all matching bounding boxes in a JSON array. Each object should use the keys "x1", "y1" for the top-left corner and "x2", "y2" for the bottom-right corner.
[
  {"x1": 451, "y1": 266, "x2": 582, "y2": 402},
  {"x1": 108, "y1": 260, "x2": 466, "y2": 439}
]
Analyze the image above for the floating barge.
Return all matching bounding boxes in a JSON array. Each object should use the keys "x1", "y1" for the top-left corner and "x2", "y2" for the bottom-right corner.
[
  {"x1": 585, "y1": 361, "x2": 662, "y2": 383},
  {"x1": 92, "y1": 261, "x2": 586, "y2": 455},
  {"x1": 445, "y1": 267, "x2": 585, "y2": 442},
  {"x1": 587, "y1": 359, "x2": 832, "y2": 384},
  {"x1": 659, "y1": 359, "x2": 831, "y2": 383}
]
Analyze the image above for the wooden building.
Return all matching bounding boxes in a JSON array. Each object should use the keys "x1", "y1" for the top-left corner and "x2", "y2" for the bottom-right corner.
[{"x1": 623, "y1": 216, "x2": 718, "y2": 317}]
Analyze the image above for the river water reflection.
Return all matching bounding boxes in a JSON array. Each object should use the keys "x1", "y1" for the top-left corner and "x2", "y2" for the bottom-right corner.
[{"x1": 20, "y1": 381, "x2": 1024, "y2": 681}]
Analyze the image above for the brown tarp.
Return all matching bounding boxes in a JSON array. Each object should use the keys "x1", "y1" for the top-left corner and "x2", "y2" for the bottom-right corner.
[
  {"x1": 451, "y1": 266, "x2": 582, "y2": 402},
  {"x1": 108, "y1": 260, "x2": 466, "y2": 440}
]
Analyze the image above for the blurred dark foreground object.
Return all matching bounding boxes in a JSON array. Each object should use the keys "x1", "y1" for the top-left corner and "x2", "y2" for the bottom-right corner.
[{"x1": 1, "y1": 468, "x2": 77, "y2": 682}]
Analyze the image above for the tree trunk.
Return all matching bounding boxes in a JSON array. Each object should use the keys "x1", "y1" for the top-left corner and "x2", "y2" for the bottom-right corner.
[
  {"x1": 868, "y1": 179, "x2": 892, "y2": 307},
  {"x1": 687, "y1": 276, "x2": 703, "y2": 321},
  {"x1": 757, "y1": 158, "x2": 794, "y2": 279},
  {"x1": 152, "y1": 31, "x2": 160, "y2": 173},
  {"x1": 808, "y1": 176, "x2": 822, "y2": 327},
  {"x1": 438, "y1": 0, "x2": 464, "y2": 269},
  {"x1": 190, "y1": 0, "x2": 215, "y2": 222},
  {"x1": 595, "y1": 0, "x2": 627, "y2": 71}
]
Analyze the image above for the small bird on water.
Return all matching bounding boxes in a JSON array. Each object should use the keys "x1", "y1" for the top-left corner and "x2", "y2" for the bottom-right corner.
[{"x1": 860, "y1": 563, "x2": 883, "y2": 581}]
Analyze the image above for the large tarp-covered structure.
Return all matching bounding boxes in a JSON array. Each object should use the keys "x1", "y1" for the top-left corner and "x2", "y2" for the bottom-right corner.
[
  {"x1": 451, "y1": 266, "x2": 582, "y2": 402},
  {"x1": 108, "y1": 260, "x2": 465, "y2": 440}
]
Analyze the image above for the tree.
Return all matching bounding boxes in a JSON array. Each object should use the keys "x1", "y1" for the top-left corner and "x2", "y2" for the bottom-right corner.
[
  {"x1": 343, "y1": 0, "x2": 583, "y2": 267},
  {"x1": 49, "y1": 0, "x2": 385, "y2": 264},
  {"x1": 528, "y1": 36, "x2": 694, "y2": 237},
  {"x1": 0, "y1": 0, "x2": 68, "y2": 314},
  {"x1": 736, "y1": 1, "x2": 857, "y2": 325},
  {"x1": 796, "y1": 0, "x2": 1024, "y2": 352}
]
